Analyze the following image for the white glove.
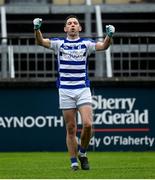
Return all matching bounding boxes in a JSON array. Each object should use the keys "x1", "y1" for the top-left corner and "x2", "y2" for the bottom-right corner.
[
  {"x1": 106, "y1": 25, "x2": 115, "y2": 37},
  {"x1": 33, "y1": 18, "x2": 42, "y2": 30}
]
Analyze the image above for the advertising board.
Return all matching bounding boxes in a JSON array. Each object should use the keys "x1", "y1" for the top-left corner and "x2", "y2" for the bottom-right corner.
[{"x1": 0, "y1": 85, "x2": 154, "y2": 151}]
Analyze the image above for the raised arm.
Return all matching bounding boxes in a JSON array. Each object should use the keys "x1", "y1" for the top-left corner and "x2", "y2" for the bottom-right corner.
[
  {"x1": 33, "y1": 18, "x2": 51, "y2": 48},
  {"x1": 95, "y1": 25, "x2": 115, "y2": 51}
]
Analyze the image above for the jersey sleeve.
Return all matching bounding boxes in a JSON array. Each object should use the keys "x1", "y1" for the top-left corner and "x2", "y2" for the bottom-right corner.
[
  {"x1": 49, "y1": 38, "x2": 61, "y2": 54},
  {"x1": 85, "y1": 39, "x2": 96, "y2": 55}
]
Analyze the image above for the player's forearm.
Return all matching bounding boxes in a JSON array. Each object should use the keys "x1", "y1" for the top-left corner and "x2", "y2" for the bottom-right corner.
[
  {"x1": 34, "y1": 30, "x2": 44, "y2": 45},
  {"x1": 96, "y1": 25, "x2": 115, "y2": 51},
  {"x1": 95, "y1": 36, "x2": 112, "y2": 51},
  {"x1": 102, "y1": 35, "x2": 112, "y2": 50},
  {"x1": 103, "y1": 24, "x2": 115, "y2": 49}
]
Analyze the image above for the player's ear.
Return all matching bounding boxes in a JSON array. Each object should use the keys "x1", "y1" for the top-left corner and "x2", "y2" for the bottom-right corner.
[
  {"x1": 64, "y1": 26, "x2": 67, "y2": 32},
  {"x1": 79, "y1": 25, "x2": 82, "y2": 32}
]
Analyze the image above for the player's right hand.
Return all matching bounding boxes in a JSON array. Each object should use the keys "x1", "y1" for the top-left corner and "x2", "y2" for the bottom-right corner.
[{"x1": 33, "y1": 18, "x2": 42, "y2": 30}]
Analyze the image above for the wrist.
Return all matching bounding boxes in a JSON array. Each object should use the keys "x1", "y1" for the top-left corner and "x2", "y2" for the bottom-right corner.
[
  {"x1": 34, "y1": 28, "x2": 40, "y2": 31},
  {"x1": 107, "y1": 32, "x2": 113, "y2": 38},
  {"x1": 106, "y1": 34, "x2": 112, "y2": 38},
  {"x1": 34, "y1": 26, "x2": 40, "y2": 30}
]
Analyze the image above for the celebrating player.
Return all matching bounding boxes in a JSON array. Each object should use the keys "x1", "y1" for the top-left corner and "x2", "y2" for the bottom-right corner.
[{"x1": 33, "y1": 15, "x2": 115, "y2": 171}]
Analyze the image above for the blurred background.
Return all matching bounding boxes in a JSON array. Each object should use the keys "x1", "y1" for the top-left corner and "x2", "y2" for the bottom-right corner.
[
  {"x1": 0, "y1": 0, "x2": 155, "y2": 152},
  {"x1": 0, "y1": 0, "x2": 155, "y2": 79}
]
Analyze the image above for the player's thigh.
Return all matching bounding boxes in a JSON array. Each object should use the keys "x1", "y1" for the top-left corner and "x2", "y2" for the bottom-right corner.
[{"x1": 78, "y1": 105, "x2": 93, "y2": 127}]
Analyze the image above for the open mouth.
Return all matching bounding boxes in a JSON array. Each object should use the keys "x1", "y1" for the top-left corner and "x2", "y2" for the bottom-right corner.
[{"x1": 71, "y1": 28, "x2": 75, "y2": 31}]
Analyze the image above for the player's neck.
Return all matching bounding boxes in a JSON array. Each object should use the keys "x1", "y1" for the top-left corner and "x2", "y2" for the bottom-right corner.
[
  {"x1": 67, "y1": 37, "x2": 80, "y2": 41},
  {"x1": 67, "y1": 34, "x2": 80, "y2": 41}
]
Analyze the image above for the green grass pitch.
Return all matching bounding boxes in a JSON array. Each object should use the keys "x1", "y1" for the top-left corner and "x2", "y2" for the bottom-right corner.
[{"x1": 0, "y1": 152, "x2": 155, "y2": 179}]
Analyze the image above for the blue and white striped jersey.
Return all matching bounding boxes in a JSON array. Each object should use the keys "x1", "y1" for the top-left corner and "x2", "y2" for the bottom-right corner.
[{"x1": 50, "y1": 37, "x2": 96, "y2": 89}]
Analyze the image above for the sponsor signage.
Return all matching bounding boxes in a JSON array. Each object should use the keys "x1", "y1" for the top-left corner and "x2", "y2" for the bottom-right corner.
[
  {"x1": 83, "y1": 88, "x2": 155, "y2": 151},
  {"x1": 0, "y1": 88, "x2": 66, "y2": 151},
  {"x1": 0, "y1": 86, "x2": 155, "y2": 151}
]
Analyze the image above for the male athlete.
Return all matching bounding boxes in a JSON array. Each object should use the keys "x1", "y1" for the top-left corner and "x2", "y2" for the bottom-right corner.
[{"x1": 33, "y1": 15, "x2": 115, "y2": 171}]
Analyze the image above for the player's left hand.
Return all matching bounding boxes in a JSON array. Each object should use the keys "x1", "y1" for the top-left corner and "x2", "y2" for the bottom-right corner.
[{"x1": 106, "y1": 25, "x2": 115, "y2": 38}]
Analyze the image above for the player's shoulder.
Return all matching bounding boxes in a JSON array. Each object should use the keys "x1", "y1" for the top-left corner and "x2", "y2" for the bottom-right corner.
[{"x1": 80, "y1": 37, "x2": 95, "y2": 43}]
